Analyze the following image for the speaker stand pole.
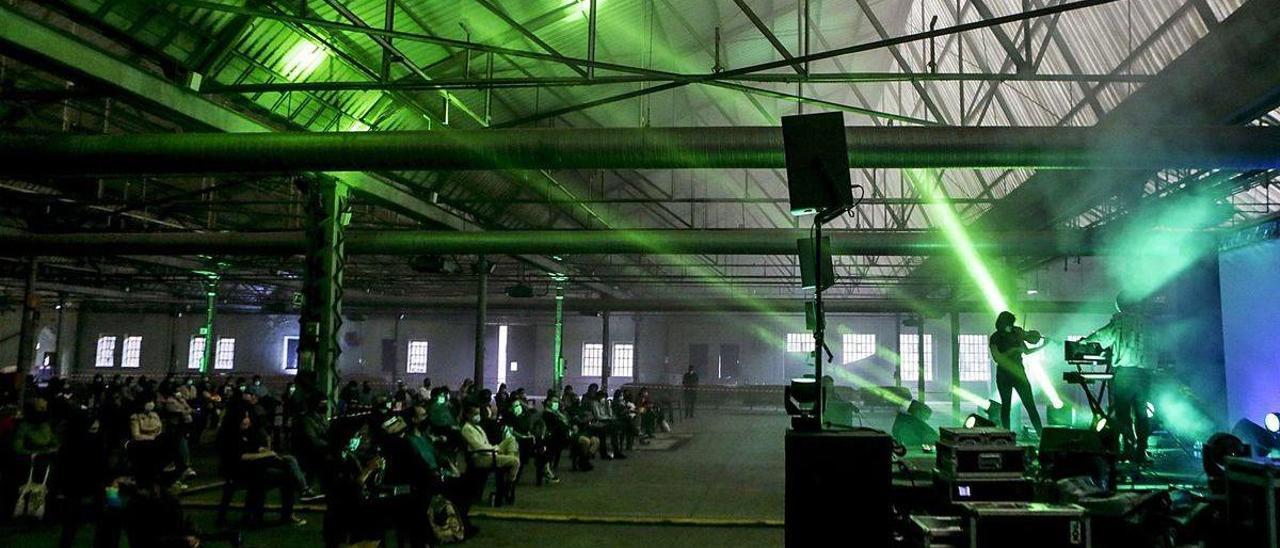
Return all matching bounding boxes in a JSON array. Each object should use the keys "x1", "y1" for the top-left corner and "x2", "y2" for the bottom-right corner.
[{"x1": 811, "y1": 209, "x2": 842, "y2": 429}]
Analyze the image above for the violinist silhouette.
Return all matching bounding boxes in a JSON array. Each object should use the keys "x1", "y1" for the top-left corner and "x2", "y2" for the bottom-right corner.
[{"x1": 989, "y1": 311, "x2": 1046, "y2": 435}]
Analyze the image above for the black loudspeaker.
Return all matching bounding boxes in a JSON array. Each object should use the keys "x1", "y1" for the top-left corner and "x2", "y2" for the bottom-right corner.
[
  {"x1": 782, "y1": 112, "x2": 854, "y2": 216},
  {"x1": 804, "y1": 302, "x2": 817, "y2": 330},
  {"x1": 785, "y1": 429, "x2": 893, "y2": 547},
  {"x1": 797, "y1": 237, "x2": 835, "y2": 292}
]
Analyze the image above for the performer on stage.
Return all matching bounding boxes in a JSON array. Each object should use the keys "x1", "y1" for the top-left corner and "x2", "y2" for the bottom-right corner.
[
  {"x1": 989, "y1": 311, "x2": 1045, "y2": 435},
  {"x1": 1083, "y1": 292, "x2": 1154, "y2": 462}
]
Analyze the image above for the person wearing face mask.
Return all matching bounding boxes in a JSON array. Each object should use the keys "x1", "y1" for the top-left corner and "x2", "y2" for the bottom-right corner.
[
  {"x1": 990, "y1": 311, "x2": 1046, "y2": 435},
  {"x1": 503, "y1": 399, "x2": 556, "y2": 485},
  {"x1": 459, "y1": 404, "x2": 519, "y2": 506},
  {"x1": 544, "y1": 394, "x2": 598, "y2": 472},
  {"x1": 128, "y1": 399, "x2": 164, "y2": 479}
]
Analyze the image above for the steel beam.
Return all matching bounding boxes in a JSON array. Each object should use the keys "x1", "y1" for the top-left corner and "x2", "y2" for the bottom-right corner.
[
  {"x1": 3, "y1": 126, "x2": 1277, "y2": 174},
  {"x1": 203, "y1": 72, "x2": 1152, "y2": 94},
  {"x1": 0, "y1": 3, "x2": 465, "y2": 231},
  {"x1": 732, "y1": 0, "x2": 806, "y2": 74},
  {"x1": 0, "y1": 229, "x2": 1128, "y2": 257}
]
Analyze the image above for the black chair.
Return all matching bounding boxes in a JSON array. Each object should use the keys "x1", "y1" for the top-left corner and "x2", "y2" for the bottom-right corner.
[{"x1": 464, "y1": 448, "x2": 512, "y2": 507}]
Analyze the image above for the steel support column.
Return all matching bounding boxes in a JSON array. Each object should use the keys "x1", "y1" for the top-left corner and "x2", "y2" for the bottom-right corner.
[
  {"x1": 916, "y1": 315, "x2": 926, "y2": 400},
  {"x1": 200, "y1": 279, "x2": 218, "y2": 374},
  {"x1": 950, "y1": 311, "x2": 961, "y2": 418},
  {"x1": 552, "y1": 282, "x2": 566, "y2": 391},
  {"x1": 474, "y1": 257, "x2": 489, "y2": 386},
  {"x1": 601, "y1": 310, "x2": 611, "y2": 395},
  {"x1": 299, "y1": 179, "x2": 350, "y2": 416},
  {"x1": 16, "y1": 258, "x2": 39, "y2": 381}
]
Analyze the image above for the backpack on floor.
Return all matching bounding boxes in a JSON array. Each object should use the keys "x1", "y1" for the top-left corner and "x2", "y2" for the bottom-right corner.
[
  {"x1": 13, "y1": 463, "x2": 51, "y2": 520},
  {"x1": 428, "y1": 494, "x2": 466, "y2": 544}
]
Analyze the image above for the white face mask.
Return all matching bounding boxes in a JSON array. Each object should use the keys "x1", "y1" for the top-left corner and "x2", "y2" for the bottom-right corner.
[{"x1": 143, "y1": 402, "x2": 155, "y2": 412}]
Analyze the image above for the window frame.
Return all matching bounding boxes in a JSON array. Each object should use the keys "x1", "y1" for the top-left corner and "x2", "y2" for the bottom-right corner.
[
  {"x1": 121, "y1": 336, "x2": 143, "y2": 369},
  {"x1": 214, "y1": 338, "x2": 236, "y2": 370},
  {"x1": 958, "y1": 334, "x2": 992, "y2": 382},
  {"x1": 582, "y1": 342, "x2": 603, "y2": 376},
  {"x1": 786, "y1": 332, "x2": 816, "y2": 354},
  {"x1": 94, "y1": 336, "x2": 118, "y2": 368},
  {"x1": 406, "y1": 340, "x2": 429, "y2": 374},
  {"x1": 841, "y1": 333, "x2": 877, "y2": 364},
  {"x1": 898, "y1": 333, "x2": 935, "y2": 382},
  {"x1": 611, "y1": 343, "x2": 635, "y2": 378}
]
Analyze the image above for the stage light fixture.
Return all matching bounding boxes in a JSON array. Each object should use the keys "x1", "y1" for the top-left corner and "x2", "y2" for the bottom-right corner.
[
  {"x1": 1146, "y1": 401, "x2": 1157, "y2": 419},
  {"x1": 964, "y1": 414, "x2": 995, "y2": 428},
  {"x1": 1265, "y1": 412, "x2": 1280, "y2": 433},
  {"x1": 1093, "y1": 417, "x2": 1109, "y2": 432}
]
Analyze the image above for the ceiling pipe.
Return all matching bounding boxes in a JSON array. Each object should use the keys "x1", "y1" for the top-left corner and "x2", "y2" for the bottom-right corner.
[
  {"x1": 1, "y1": 127, "x2": 1278, "y2": 175},
  {"x1": 0, "y1": 229, "x2": 1126, "y2": 257}
]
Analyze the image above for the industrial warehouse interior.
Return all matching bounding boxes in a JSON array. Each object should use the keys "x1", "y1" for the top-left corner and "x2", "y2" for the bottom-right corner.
[{"x1": 1, "y1": 0, "x2": 1280, "y2": 547}]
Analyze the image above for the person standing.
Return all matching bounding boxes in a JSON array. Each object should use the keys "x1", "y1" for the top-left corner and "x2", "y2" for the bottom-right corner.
[
  {"x1": 989, "y1": 311, "x2": 1045, "y2": 436},
  {"x1": 1084, "y1": 292, "x2": 1154, "y2": 462},
  {"x1": 681, "y1": 365, "x2": 699, "y2": 419}
]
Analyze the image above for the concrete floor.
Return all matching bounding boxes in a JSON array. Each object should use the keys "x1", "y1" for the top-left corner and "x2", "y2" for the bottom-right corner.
[{"x1": 1, "y1": 409, "x2": 789, "y2": 547}]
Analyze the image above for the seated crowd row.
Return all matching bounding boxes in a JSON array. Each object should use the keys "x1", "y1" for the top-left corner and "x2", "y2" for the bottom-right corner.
[{"x1": 0, "y1": 371, "x2": 673, "y2": 547}]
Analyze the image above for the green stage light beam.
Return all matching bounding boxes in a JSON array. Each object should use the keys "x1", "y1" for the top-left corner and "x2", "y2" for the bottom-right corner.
[
  {"x1": 905, "y1": 169, "x2": 1010, "y2": 314},
  {"x1": 906, "y1": 169, "x2": 1064, "y2": 408}
]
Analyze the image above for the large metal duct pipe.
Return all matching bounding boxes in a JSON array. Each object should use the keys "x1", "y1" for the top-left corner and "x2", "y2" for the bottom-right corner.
[
  {"x1": 341, "y1": 295, "x2": 1120, "y2": 315},
  {"x1": 1, "y1": 127, "x2": 1277, "y2": 175},
  {"x1": 0, "y1": 229, "x2": 1115, "y2": 257}
]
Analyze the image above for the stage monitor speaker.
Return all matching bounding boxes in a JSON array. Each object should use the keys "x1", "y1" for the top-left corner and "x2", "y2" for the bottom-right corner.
[
  {"x1": 786, "y1": 429, "x2": 893, "y2": 547},
  {"x1": 797, "y1": 237, "x2": 835, "y2": 292},
  {"x1": 782, "y1": 112, "x2": 854, "y2": 216}
]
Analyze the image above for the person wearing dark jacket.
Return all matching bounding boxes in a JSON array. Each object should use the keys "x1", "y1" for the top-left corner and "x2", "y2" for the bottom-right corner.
[{"x1": 216, "y1": 408, "x2": 306, "y2": 527}]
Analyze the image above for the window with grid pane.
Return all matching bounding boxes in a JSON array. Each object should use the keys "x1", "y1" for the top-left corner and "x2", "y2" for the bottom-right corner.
[
  {"x1": 188, "y1": 337, "x2": 205, "y2": 369},
  {"x1": 121, "y1": 336, "x2": 142, "y2": 369},
  {"x1": 898, "y1": 334, "x2": 934, "y2": 382},
  {"x1": 786, "y1": 333, "x2": 815, "y2": 353},
  {"x1": 612, "y1": 343, "x2": 634, "y2": 377},
  {"x1": 214, "y1": 338, "x2": 236, "y2": 370},
  {"x1": 406, "y1": 341, "x2": 429, "y2": 373},
  {"x1": 582, "y1": 343, "x2": 603, "y2": 376},
  {"x1": 842, "y1": 333, "x2": 876, "y2": 364},
  {"x1": 959, "y1": 335, "x2": 992, "y2": 381},
  {"x1": 95, "y1": 336, "x2": 117, "y2": 368},
  {"x1": 188, "y1": 337, "x2": 205, "y2": 370}
]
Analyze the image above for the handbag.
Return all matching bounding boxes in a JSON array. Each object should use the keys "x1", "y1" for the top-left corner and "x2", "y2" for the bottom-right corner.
[
  {"x1": 428, "y1": 494, "x2": 466, "y2": 544},
  {"x1": 13, "y1": 462, "x2": 51, "y2": 519}
]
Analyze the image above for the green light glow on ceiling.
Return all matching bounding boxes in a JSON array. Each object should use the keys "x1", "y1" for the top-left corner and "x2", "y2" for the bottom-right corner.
[{"x1": 281, "y1": 39, "x2": 327, "y2": 81}]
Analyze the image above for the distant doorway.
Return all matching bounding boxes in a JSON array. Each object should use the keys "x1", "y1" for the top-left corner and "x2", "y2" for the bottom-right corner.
[
  {"x1": 718, "y1": 344, "x2": 740, "y2": 381},
  {"x1": 689, "y1": 343, "x2": 708, "y2": 382}
]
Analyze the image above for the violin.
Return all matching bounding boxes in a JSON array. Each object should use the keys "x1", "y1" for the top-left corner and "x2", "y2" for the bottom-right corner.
[{"x1": 1010, "y1": 325, "x2": 1044, "y2": 345}]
